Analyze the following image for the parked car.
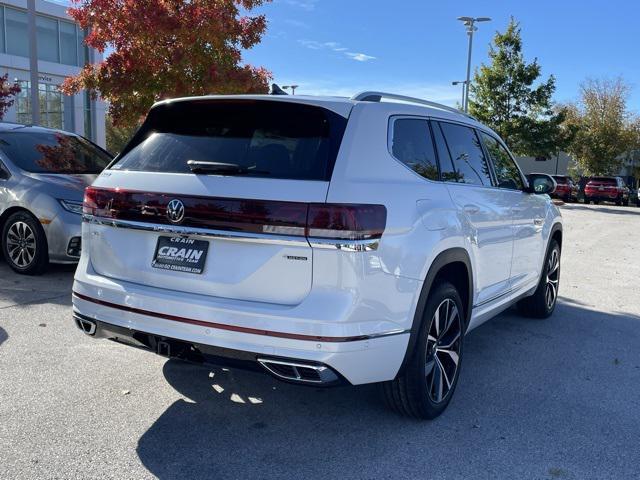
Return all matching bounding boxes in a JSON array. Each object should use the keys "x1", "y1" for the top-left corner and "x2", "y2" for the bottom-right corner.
[
  {"x1": 72, "y1": 92, "x2": 562, "y2": 419},
  {"x1": 551, "y1": 175, "x2": 579, "y2": 202},
  {"x1": 584, "y1": 176, "x2": 630, "y2": 206},
  {"x1": 0, "y1": 123, "x2": 112, "y2": 274}
]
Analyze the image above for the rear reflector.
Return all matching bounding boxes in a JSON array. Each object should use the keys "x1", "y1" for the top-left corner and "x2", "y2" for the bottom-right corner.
[{"x1": 83, "y1": 187, "x2": 386, "y2": 241}]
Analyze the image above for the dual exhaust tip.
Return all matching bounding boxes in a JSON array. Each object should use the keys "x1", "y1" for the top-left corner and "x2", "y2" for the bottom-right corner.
[
  {"x1": 257, "y1": 358, "x2": 339, "y2": 384},
  {"x1": 74, "y1": 315, "x2": 96, "y2": 335},
  {"x1": 72, "y1": 313, "x2": 340, "y2": 385}
]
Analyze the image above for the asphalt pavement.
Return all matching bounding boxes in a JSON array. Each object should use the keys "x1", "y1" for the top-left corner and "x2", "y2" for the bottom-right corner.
[{"x1": 1, "y1": 203, "x2": 639, "y2": 480}]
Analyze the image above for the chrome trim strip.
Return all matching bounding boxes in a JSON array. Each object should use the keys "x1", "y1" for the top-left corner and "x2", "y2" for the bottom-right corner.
[
  {"x1": 83, "y1": 215, "x2": 310, "y2": 247},
  {"x1": 473, "y1": 288, "x2": 513, "y2": 308},
  {"x1": 307, "y1": 237, "x2": 380, "y2": 251},
  {"x1": 84, "y1": 215, "x2": 382, "y2": 251}
]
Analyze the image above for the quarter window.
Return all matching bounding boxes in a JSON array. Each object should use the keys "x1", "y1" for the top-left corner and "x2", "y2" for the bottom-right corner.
[
  {"x1": 390, "y1": 118, "x2": 438, "y2": 181},
  {"x1": 480, "y1": 132, "x2": 524, "y2": 190},
  {"x1": 438, "y1": 122, "x2": 493, "y2": 186}
]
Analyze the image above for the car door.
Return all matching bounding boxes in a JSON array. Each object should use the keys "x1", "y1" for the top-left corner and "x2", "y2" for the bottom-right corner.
[
  {"x1": 433, "y1": 120, "x2": 513, "y2": 307},
  {"x1": 479, "y1": 132, "x2": 546, "y2": 292}
]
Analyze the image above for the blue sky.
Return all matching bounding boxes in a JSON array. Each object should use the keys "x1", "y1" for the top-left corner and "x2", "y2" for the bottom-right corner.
[{"x1": 242, "y1": 0, "x2": 640, "y2": 111}]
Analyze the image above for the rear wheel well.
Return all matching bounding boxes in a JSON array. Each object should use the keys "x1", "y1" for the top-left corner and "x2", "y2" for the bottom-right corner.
[
  {"x1": 432, "y1": 262, "x2": 470, "y2": 324},
  {"x1": 396, "y1": 249, "x2": 473, "y2": 376}
]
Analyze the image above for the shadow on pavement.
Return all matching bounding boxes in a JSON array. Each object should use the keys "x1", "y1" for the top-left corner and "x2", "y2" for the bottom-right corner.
[
  {"x1": 562, "y1": 204, "x2": 640, "y2": 216},
  {"x1": 136, "y1": 302, "x2": 640, "y2": 479},
  {"x1": 0, "y1": 326, "x2": 7, "y2": 347},
  {"x1": 0, "y1": 262, "x2": 75, "y2": 309}
]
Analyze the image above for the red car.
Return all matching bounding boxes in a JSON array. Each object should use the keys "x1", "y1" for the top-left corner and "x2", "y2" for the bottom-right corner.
[
  {"x1": 551, "y1": 175, "x2": 578, "y2": 202},
  {"x1": 584, "y1": 176, "x2": 630, "y2": 206}
]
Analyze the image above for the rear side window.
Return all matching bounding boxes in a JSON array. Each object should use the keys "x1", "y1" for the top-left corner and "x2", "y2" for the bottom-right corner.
[
  {"x1": 113, "y1": 100, "x2": 348, "y2": 181},
  {"x1": 389, "y1": 118, "x2": 438, "y2": 181},
  {"x1": 480, "y1": 132, "x2": 524, "y2": 190},
  {"x1": 437, "y1": 122, "x2": 493, "y2": 186}
]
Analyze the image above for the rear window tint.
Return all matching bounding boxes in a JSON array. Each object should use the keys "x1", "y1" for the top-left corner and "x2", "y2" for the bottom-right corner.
[
  {"x1": 112, "y1": 100, "x2": 348, "y2": 181},
  {"x1": 590, "y1": 177, "x2": 616, "y2": 185},
  {"x1": 553, "y1": 176, "x2": 568, "y2": 184}
]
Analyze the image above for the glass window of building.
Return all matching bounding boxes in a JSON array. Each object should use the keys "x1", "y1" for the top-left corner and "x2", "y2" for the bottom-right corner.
[
  {"x1": 77, "y1": 26, "x2": 88, "y2": 66},
  {"x1": 84, "y1": 90, "x2": 93, "y2": 140},
  {"x1": 5, "y1": 8, "x2": 29, "y2": 57},
  {"x1": 40, "y1": 84, "x2": 64, "y2": 130},
  {"x1": 16, "y1": 82, "x2": 65, "y2": 130},
  {"x1": 36, "y1": 15, "x2": 59, "y2": 63},
  {"x1": 60, "y1": 21, "x2": 78, "y2": 65},
  {"x1": 16, "y1": 81, "x2": 32, "y2": 125},
  {"x1": 0, "y1": 8, "x2": 5, "y2": 53}
]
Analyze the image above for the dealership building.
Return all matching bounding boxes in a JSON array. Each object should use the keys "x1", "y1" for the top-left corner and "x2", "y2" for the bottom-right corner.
[{"x1": 0, "y1": 0, "x2": 105, "y2": 147}]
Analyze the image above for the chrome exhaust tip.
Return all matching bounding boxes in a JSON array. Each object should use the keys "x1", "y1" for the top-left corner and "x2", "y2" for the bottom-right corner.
[
  {"x1": 73, "y1": 314, "x2": 97, "y2": 336},
  {"x1": 257, "y1": 358, "x2": 339, "y2": 384}
]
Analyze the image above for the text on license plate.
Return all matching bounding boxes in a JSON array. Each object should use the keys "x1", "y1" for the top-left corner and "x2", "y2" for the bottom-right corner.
[{"x1": 152, "y1": 236, "x2": 209, "y2": 274}]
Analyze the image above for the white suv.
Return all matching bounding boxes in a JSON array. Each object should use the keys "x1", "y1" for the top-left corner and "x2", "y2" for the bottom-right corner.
[{"x1": 72, "y1": 92, "x2": 562, "y2": 419}]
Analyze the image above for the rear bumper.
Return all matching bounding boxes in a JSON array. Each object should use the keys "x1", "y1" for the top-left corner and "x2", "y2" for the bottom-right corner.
[
  {"x1": 584, "y1": 191, "x2": 620, "y2": 200},
  {"x1": 72, "y1": 267, "x2": 413, "y2": 385},
  {"x1": 73, "y1": 312, "x2": 346, "y2": 385}
]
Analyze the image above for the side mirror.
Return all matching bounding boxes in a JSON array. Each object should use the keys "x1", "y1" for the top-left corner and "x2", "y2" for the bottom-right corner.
[{"x1": 526, "y1": 173, "x2": 556, "y2": 195}]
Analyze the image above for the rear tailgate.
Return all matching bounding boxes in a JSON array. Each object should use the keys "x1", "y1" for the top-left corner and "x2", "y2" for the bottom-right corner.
[{"x1": 85, "y1": 99, "x2": 350, "y2": 305}]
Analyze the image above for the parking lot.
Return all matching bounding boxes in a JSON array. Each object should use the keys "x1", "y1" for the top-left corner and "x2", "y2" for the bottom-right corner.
[{"x1": 0, "y1": 204, "x2": 639, "y2": 480}]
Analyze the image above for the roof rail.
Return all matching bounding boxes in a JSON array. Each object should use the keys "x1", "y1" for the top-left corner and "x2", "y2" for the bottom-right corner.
[{"x1": 351, "y1": 91, "x2": 476, "y2": 120}]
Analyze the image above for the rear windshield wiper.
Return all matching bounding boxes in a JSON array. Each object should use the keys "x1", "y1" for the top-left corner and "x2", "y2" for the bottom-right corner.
[{"x1": 187, "y1": 160, "x2": 270, "y2": 176}]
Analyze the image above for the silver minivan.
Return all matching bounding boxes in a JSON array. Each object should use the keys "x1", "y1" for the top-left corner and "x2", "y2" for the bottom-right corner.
[{"x1": 0, "y1": 123, "x2": 112, "y2": 274}]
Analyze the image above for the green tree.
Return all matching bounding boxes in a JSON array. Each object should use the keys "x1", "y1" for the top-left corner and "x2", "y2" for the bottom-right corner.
[
  {"x1": 469, "y1": 18, "x2": 570, "y2": 157},
  {"x1": 105, "y1": 115, "x2": 139, "y2": 155},
  {"x1": 564, "y1": 78, "x2": 640, "y2": 175}
]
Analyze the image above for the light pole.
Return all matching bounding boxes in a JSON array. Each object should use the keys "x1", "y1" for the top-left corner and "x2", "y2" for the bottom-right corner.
[
  {"x1": 282, "y1": 85, "x2": 299, "y2": 95},
  {"x1": 452, "y1": 80, "x2": 467, "y2": 110},
  {"x1": 457, "y1": 16, "x2": 491, "y2": 112}
]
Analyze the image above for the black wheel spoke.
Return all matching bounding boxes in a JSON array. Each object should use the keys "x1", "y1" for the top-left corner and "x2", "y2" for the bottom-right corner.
[
  {"x1": 425, "y1": 297, "x2": 462, "y2": 404},
  {"x1": 6, "y1": 221, "x2": 36, "y2": 268}
]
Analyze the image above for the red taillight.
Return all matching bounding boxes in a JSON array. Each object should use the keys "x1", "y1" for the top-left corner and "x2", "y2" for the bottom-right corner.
[
  {"x1": 83, "y1": 186, "x2": 116, "y2": 217},
  {"x1": 307, "y1": 204, "x2": 386, "y2": 240},
  {"x1": 83, "y1": 187, "x2": 387, "y2": 242}
]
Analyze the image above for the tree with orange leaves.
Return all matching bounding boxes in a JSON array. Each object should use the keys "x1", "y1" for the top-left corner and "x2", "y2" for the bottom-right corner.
[{"x1": 60, "y1": 0, "x2": 272, "y2": 127}]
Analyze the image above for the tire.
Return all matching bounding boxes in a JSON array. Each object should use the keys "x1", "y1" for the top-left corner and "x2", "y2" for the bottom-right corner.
[
  {"x1": 517, "y1": 239, "x2": 560, "y2": 319},
  {"x1": 382, "y1": 282, "x2": 464, "y2": 420},
  {"x1": 1, "y1": 211, "x2": 49, "y2": 275}
]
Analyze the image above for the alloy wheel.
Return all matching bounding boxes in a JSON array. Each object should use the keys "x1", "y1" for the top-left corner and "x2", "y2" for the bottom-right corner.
[
  {"x1": 545, "y1": 248, "x2": 560, "y2": 310},
  {"x1": 425, "y1": 298, "x2": 462, "y2": 404},
  {"x1": 6, "y1": 221, "x2": 36, "y2": 268}
]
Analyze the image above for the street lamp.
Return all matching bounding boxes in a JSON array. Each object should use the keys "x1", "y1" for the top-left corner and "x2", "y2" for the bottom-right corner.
[
  {"x1": 457, "y1": 16, "x2": 491, "y2": 112},
  {"x1": 452, "y1": 80, "x2": 467, "y2": 110},
  {"x1": 282, "y1": 85, "x2": 299, "y2": 95}
]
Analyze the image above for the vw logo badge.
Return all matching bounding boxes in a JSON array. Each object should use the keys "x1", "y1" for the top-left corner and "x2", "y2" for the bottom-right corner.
[{"x1": 166, "y1": 199, "x2": 185, "y2": 224}]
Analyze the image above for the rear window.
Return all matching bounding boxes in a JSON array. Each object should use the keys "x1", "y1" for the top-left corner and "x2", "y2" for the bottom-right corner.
[
  {"x1": 112, "y1": 100, "x2": 348, "y2": 181},
  {"x1": 0, "y1": 130, "x2": 111, "y2": 174},
  {"x1": 553, "y1": 176, "x2": 568, "y2": 184},
  {"x1": 590, "y1": 177, "x2": 616, "y2": 185}
]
